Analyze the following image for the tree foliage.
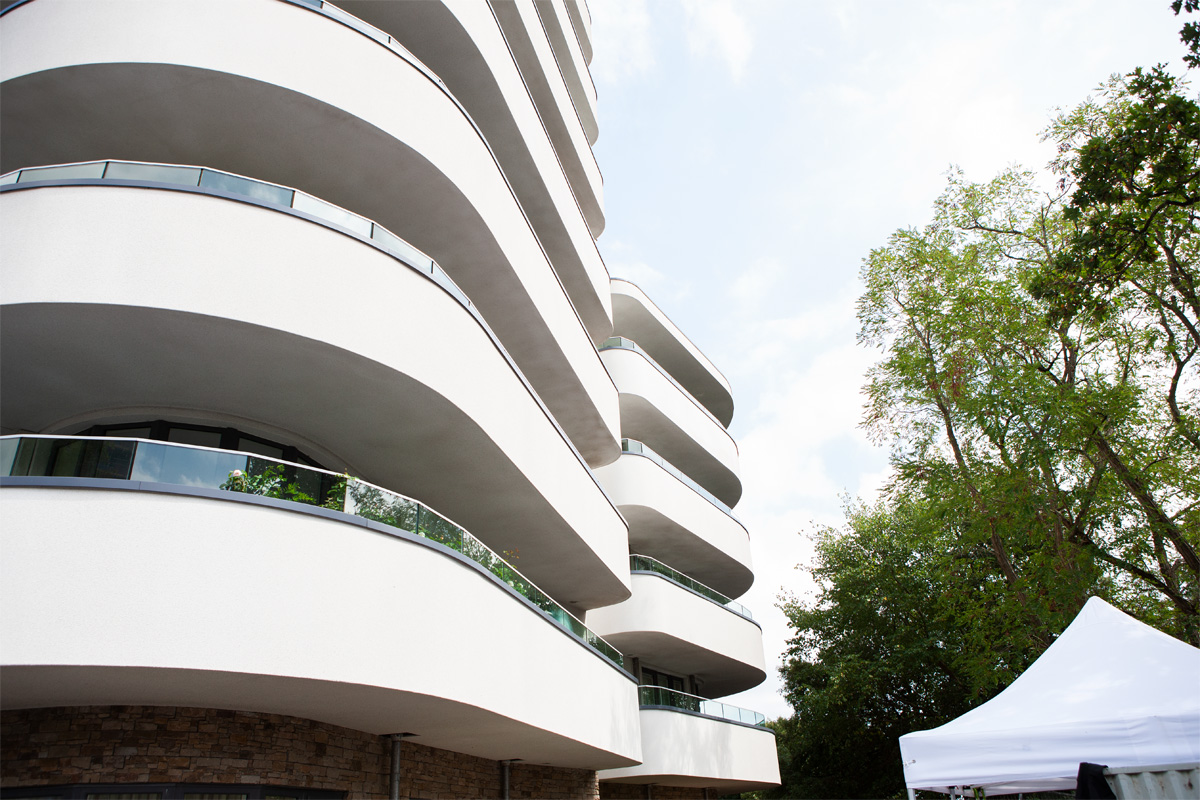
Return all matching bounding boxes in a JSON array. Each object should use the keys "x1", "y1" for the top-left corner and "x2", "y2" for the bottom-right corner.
[
  {"x1": 776, "y1": 59, "x2": 1198, "y2": 800},
  {"x1": 772, "y1": 499, "x2": 989, "y2": 799}
]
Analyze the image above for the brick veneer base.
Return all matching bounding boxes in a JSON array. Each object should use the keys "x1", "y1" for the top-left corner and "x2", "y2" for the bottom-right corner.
[{"x1": 1, "y1": 706, "x2": 600, "y2": 800}]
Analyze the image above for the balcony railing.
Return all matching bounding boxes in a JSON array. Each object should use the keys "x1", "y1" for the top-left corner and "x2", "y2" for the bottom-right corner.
[
  {"x1": 599, "y1": 337, "x2": 729, "y2": 431},
  {"x1": 0, "y1": 159, "x2": 471, "y2": 308},
  {"x1": 621, "y1": 438, "x2": 739, "y2": 522},
  {"x1": 638, "y1": 685, "x2": 766, "y2": 727},
  {"x1": 0, "y1": 435, "x2": 624, "y2": 669},
  {"x1": 629, "y1": 554, "x2": 753, "y2": 621}
]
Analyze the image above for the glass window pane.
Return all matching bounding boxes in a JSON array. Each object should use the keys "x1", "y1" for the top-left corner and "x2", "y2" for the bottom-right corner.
[
  {"x1": 0, "y1": 438, "x2": 18, "y2": 476},
  {"x1": 167, "y1": 427, "x2": 222, "y2": 448},
  {"x1": 236, "y1": 437, "x2": 284, "y2": 459},
  {"x1": 292, "y1": 192, "x2": 372, "y2": 237},
  {"x1": 131, "y1": 441, "x2": 247, "y2": 489},
  {"x1": 17, "y1": 162, "x2": 106, "y2": 182},
  {"x1": 104, "y1": 426, "x2": 152, "y2": 440},
  {"x1": 200, "y1": 170, "x2": 293, "y2": 207},
  {"x1": 0, "y1": 171, "x2": 19, "y2": 186},
  {"x1": 93, "y1": 440, "x2": 136, "y2": 479},
  {"x1": 370, "y1": 225, "x2": 433, "y2": 270},
  {"x1": 103, "y1": 162, "x2": 202, "y2": 186}
]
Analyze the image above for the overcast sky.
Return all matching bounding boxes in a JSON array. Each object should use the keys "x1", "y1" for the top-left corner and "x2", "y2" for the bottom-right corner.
[{"x1": 587, "y1": 0, "x2": 1191, "y2": 720}]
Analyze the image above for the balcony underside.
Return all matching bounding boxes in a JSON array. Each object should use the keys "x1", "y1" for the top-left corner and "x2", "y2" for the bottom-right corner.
[
  {"x1": 600, "y1": 708, "x2": 780, "y2": 791},
  {"x1": 340, "y1": 0, "x2": 607, "y2": 251},
  {"x1": 0, "y1": 487, "x2": 641, "y2": 769},
  {"x1": 0, "y1": 0, "x2": 619, "y2": 466},
  {"x1": 587, "y1": 575, "x2": 766, "y2": 698},
  {"x1": 611, "y1": 280, "x2": 734, "y2": 427},
  {"x1": 0, "y1": 184, "x2": 630, "y2": 610}
]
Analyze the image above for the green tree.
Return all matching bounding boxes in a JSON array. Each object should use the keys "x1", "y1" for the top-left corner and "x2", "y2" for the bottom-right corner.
[
  {"x1": 1173, "y1": 0, "x2": 1200, "y2": 68},
  {"x1": 774, "y1": 499, "x2": 985, "y2": 799},
  {"x1": 858, "y1": 87, "x2": 1198, "y2": 641}
]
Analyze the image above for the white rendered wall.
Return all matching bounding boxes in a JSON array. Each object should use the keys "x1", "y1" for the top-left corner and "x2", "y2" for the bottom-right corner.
[
  {"x1": 0, "y1": 0, "x2": 621, "y2": 464},
  {"x1": 602, "y1": 347, "x2": 742, "y2": 507},
  {"x1": 0, "y1": 184, "x2": 630, "y2": 610},
  {"x1": 599, "y1": 709, "x2": 781, "y2": 790},
  {"x1": 594, "y1": 454, "x2": 752, "y2": 598},
  {"x1": 587, "y1": 573, "x2": 767, "y2": 698},
  {"x1": 0, "y1": 487, "x2": 642, "y2": 769}
]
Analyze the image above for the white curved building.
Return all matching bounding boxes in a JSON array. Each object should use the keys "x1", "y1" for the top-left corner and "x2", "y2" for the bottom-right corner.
[{"x1": 0, "y1": 1, "x2": 780, "y2": 797}]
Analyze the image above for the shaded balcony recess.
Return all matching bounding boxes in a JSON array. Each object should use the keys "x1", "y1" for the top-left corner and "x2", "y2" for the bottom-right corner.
[
  {"x1": 629, "y1": 554, "x2": 753, "y2": 621},
  {"x1": 0, "y1": 434, "x2": 625, "y2": 669},
  {"x1": 621, "y1": 438, "x2": 739, "y2": 522},
  {"x1": 600, "y1": 337, "x2": 728, "y2": 431},
  {"x1": 637, "y1": 685, "x2": 767, "y2": 728}
]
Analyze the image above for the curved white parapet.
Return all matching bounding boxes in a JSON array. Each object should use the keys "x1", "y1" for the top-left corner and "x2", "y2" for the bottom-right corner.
[
  {"x1": 599, "y1": 708, "x2": 780, "y2": 791},
  {"x1": 594, "y1": 453, "x2": 752, "y2": 599},
  {"x1": 612, "y1": 279, "x2": 734, "y2": 427},
  {"x1": 533, "y1": 0, "x2": 599, "y2": 146},
  {"x1": 0, "y1": 487, "x2": 643, "y2": 769},
  {"x1": 336, "y1": 0, "x2": 610, "y2": 327},
  {"x1": 485, "y1": 0, "x2": 605, "y2": 237},
  {"x1": 563, "y1": 0, "x2": 593, "y2": 66},
  {"x1": 601, "y1": 346, "x2": 742, "y2": 508},
  {"x1": 0, "y1": 0, "x2": 620, "y2": 464},
  {"x1": 587, "y1": 573, "x2": 766, "y2": 699},
  {"x1": 0, "y1": 182, "x2": 630, "y2": 610}
]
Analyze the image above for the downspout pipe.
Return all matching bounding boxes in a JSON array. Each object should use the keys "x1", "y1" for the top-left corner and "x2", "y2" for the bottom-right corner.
[
  {"x1": 500, "y1": 759, "x2": 521, "y2": 799},
  {"x1": 387, "y1": 733, "x2": 412, "y2": 800}
]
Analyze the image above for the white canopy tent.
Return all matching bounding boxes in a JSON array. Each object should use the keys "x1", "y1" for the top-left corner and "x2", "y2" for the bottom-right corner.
[{"x1": 899, "y1": 597, "x2": 1200, "y2": 796}]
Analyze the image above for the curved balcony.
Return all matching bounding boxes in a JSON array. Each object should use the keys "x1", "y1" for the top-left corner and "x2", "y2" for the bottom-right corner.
[
  {"x1": 630, "y1": 555, "x2": 752, "y2": 621},
  {"x1": 0, "y1": 171, "x2": 630, "y2": 609},
  {"x1": 534, "y1": 0, "x2": 599, "y2": 146},
  {"x1": 564, "y1": 0, "x2": 593, "y2": 65},
  {"x1": 334, "y1": 0, "x2": 610, "y2": 327},
  {"x1": 611, "y1": 278, "x2": 734, "y2": 427},
  {"x1": 586, "y1": 572, "x2": 767, "y2": 699},
  {"x1": 0, "y1": 481, "x2": 642, "y2": 769},
  {"x1": 600, "y1": 338, "x2": 742, "y2": 508},
  {"x1": 599, "y1": 693, "x2": 780, "y2": 791},
  {"x1": 594, "y1": 443, "x2": 752, "y2": 598},
  {"x1": 1, "y1": 435, "x2": 624, "y2": 668},
  {"x1": 487, "y1": 0, "x2": 605, "y2": 234},
  {"x1": 0, "y1": 0, "x2": 620, "y2": 464}
]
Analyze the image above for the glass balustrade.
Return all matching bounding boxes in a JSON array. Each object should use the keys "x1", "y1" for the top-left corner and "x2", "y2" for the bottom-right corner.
[
  {"x1": 629, "y1": 554, "x2": 753, "y2": 621},
  {"x1": 0, "y1": 434, "x2": 624, "y2": 668},
  {"x1": 637, "y1": 685, "x2": 766, "y2": 727},
  {"x1": 1, "y1": 160, "x2": 468, "y2": 309},
  {"x1": 620, "y1": 438, "x2": 739, "y2": 521}
]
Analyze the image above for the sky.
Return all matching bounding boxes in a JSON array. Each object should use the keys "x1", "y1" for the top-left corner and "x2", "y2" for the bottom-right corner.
[{"x1": 586, "y1": 0, "x2": 1192, "y2": 720}]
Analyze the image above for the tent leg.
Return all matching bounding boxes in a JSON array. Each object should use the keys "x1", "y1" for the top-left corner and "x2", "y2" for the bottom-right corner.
[{"x1": 907, "y1": 790, "x2": 916, "y2": 800}]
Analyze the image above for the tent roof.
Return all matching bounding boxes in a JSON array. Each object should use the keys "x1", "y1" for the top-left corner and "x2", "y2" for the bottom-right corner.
[{"x1": 899, "y1": 597, "x2": 1200, "y2": 795}]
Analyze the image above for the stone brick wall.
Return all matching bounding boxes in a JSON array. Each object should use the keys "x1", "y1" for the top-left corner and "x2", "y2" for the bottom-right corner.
[
  {"x1": 598, "y1": 783, "x2": 710, "y2": 800},
  {"x1": 2, "y1": 706, "x2": 601, "y2": 799}
]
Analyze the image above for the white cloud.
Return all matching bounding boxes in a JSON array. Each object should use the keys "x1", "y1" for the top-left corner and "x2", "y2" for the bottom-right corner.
[
  {"x1": 681, "y1": 0, "x2": 754, "y2": 81},
  {"x1": 589, "y1": 0, "x2": 656, "y2": 86}
]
